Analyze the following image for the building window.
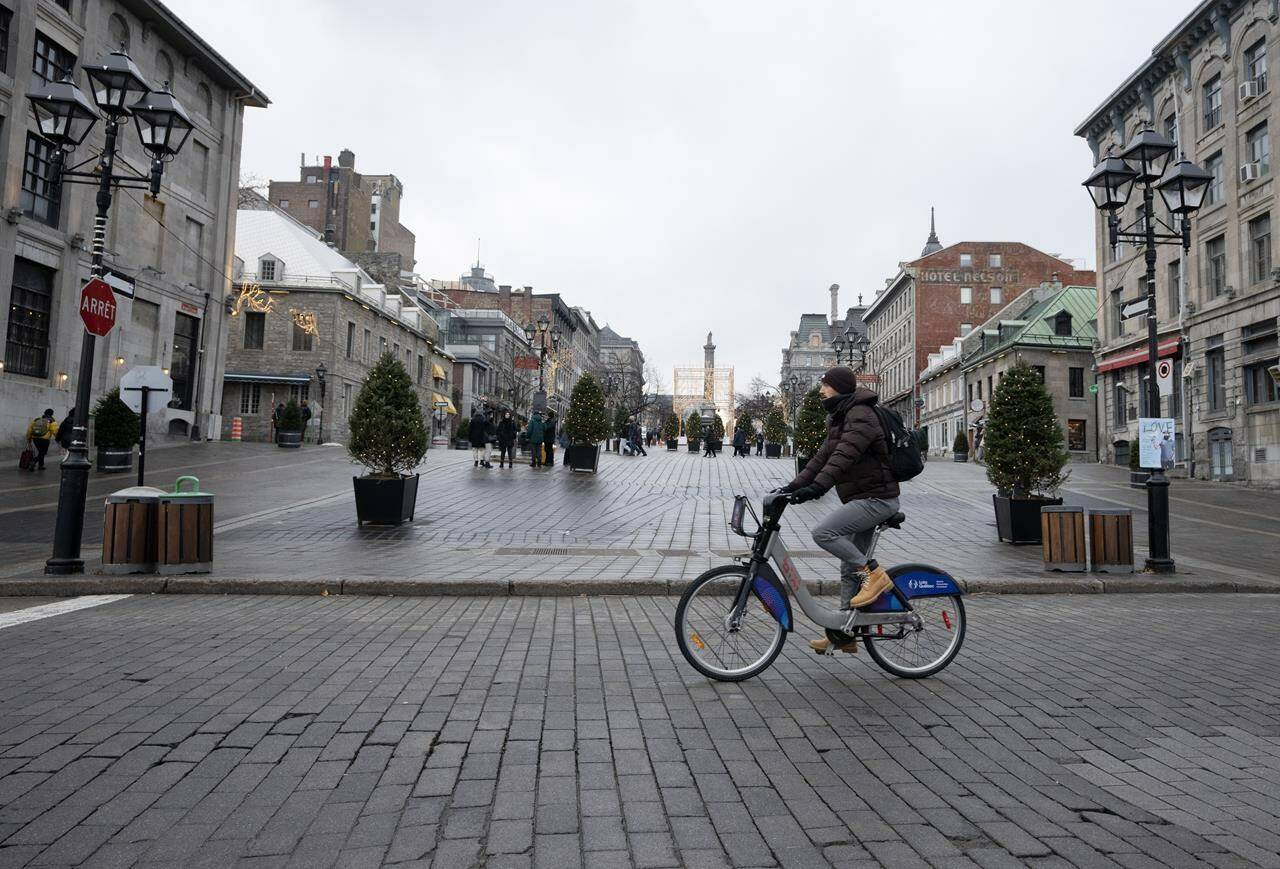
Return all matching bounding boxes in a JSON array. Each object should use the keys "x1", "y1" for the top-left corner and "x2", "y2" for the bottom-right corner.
[
  {"x1": 960, "y1": 286, "x2": 973, "y2": 304},
  {"x1": 1054, "y1": 311, "x2": 1072, "y2": 336},
  {"x1": 1067, "y1": 419, "x2": 1087, "y2": 452},
  {"x1": 967, "y1": 383, "x2": 973, "y2": 404},
  {"x1": 4, "y1": 258, "x2": 54, "y2": 378},
  {"x1": 292, "y1": 320, "x2": 313, "y2": 351},
  {"x1": 54, "y1": 0, "x2": 71, "y2": 10},
  {"x1": 1205, "y1": 151, "x2": 1224, "y2": 205},
  {"x1": 1164, "y1": 112, "x2": 1179, "y2": 147},
  {"x1": 346, "y1": 321, "x2": 355, "y2": 358},
  {"x1": 1113, "y1": 377, "x2": 1127, "y2": 427},
  {"x1": 363, "y1": 328, "x2": 371, "y2": 362},
  {"x1": 1069, "y1": 367, "x2": 1085, "y2": 398},
  {"x1": 1111, "y1": 288, "x2": 1124, "y2": 338},
  {"x1": 417, "y1": 355, "x2": 425, "y2": 384},
  {"x1": 960, "y1": 323, "x2": 972, "y2": 335},
  {"x1": 1203, "y1": 74, "x2": 1222, "y2": 131},
  {"x1": 307, "y1": 199, "x2": 318, "y2": 209},
  {"x1": 20, "y1": 133, "x2": 62, "y2": 227},
  {"x1": 379, "y1": 337, "x2": 387, "y2": 355},
  {"x1": 243, "y1": 311, "x2": 265, "y2": 350},
  {"x1": 32, "y1": 31, "x2": 74, "y2": 86},
  {"x1": 0, "y1": 6, "x2": 12, "y2": 75},
  {"x1": 1246, "y1": 38, "x2": 1268, "y2": 94},
  {"x1": 1166, "y1": 260, "x2": 1182, "y2": 316},
  {"x1": 289, "y1": 384, "x2": 309, "y2": 404},
  {"x1": 193, "y1": 141, "x2": 210, "y2": 196},
  {"x1": 959, "y1": 254, "x2": 972, "y2": 268},
  {"x1": 1206, "y1": 334, "x2": 1226, "y2": 411},
  {"x1": 239, "y1": 383, "x2": 261, "y2": 415},
  {"x1": 260, "y1": 258, "x2": 276, "y2": 281},
  {"x1": 1032, "y1": 366, "x2": 1046, "y2": 383},
  {"x1": 988, "y1": 253, "x2": 1002, "y2": 268},
  {"x1": 990, "y1": 287, "x2": 1002, "y2": 305},
  {"x1": 808, "y1": 332, "x2": 822, "y2": 347},
  {"x1": 1250, "y1": 213, "x2": 1272, "y2": 283},
  {"x1": 1247, "y1": 122, "x2": 1271, "y2": 175},
  {"x1": 306, "y1": 175, "x2": 318, "y2": 183},
  {"x1": 1244, "y1": 359, "x2": 1280, "y2": 404},
  {"x1": 278, "y1": 199, "x2": 289, "y2": 209},
  {"x1": 1206, "y1": 235, "x2": 1227, "y2": 297}
]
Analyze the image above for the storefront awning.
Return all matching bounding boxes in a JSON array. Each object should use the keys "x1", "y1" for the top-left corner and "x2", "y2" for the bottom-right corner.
[
  {"x1": 224, "y1": 372, "x2": 312, "y2": 384},
  {"x1": 432, "y1": 362, "x2": 446, "y2": 380},
  {"x1": 432, "y1": 392, "x2": 457, "y2": 414},
  {"x1": 1096, "y1": 336, "x2": 1180, "y2": 374}
]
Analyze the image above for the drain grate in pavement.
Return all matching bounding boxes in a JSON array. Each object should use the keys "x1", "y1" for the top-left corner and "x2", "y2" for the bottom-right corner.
[{"x1": 494, "y1": 547, "x2": 639, "y2": 556}]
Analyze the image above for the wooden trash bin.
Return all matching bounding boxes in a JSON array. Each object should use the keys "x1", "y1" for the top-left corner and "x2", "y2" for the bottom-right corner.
[
  {"x1": 156, "y1": 476, "x2": 214, "y2": 575},
  {"x1": 1089, "y1": 508, "x2": 1134, "y2": 574},
  {"x1": 101, "y1": 486, "x2": 165, "y2": 574},
  {"x1": 1041, "y1": 505, "x2": 1086, "y2": 572}
]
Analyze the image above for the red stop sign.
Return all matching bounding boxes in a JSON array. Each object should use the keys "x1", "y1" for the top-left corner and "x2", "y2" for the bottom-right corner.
[{"x1": 79, "y1": 278, "x2": 117, "y2": 337}]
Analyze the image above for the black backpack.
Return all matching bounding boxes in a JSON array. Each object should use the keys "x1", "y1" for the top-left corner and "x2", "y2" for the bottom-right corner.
[{"x1": 872, "y1": 404, "x2": 924, "y2": 482}]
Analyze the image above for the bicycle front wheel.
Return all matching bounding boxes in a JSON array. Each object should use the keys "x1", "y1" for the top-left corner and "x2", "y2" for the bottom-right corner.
[
  {"x1": 675, "y1": 565, "x2": 786, "y2": 682},
  {"x1": 864, "y1": 594, "x2": 965, "y2": 679}
]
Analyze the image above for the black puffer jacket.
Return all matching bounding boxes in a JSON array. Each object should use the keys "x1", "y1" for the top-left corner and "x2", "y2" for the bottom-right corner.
[{"x1": 787, "y1": 389, "x2": 899, "y2": 501}]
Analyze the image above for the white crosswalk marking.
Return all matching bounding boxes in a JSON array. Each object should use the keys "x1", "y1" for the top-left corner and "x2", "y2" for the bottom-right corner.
[{"x1": 0, "y1": 595, "x2": 131, "y2": 630}]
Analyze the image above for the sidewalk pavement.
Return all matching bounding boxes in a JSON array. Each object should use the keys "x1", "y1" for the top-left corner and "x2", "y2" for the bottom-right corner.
[{"x1": 1, "y1": 445, "x2": 1277, "y2": 597}]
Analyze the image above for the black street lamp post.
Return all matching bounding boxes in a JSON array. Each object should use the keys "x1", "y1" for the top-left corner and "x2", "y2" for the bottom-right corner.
[
  {"x1": 1083, "y1": 130, "x2": 1212, "y2": 574},
  {"x1": 523, "y1": 317, "x2": 559, "y2": 411},
  {"x1": 30, "y1": 52, "x2": 194, "y2": 575},
  {"x1": 315, "y1": 363, "x2": 327, "y2": 444}
]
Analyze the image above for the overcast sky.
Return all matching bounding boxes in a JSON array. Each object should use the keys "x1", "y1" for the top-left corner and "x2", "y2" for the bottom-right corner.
[{"x1": 171, "y1": 0, "x2": 1190, "y2": 390}]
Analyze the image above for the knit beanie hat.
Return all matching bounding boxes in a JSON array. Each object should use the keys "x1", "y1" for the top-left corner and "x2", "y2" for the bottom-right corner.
[{"x1": 820, "y1": 366, "x2": 858, "y2": 395}]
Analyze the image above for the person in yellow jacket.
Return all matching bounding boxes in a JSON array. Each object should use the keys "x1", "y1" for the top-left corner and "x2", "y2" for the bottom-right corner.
[{"x1": 24, "y1": 408, "x2": 58, "y2": 471}]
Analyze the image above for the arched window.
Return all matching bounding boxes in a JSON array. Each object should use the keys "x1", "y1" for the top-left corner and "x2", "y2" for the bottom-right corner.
[
  {"x1": 196, "y1": 82, "x2": 213, "y2": 119},
  {"x1": 108, "y1": 13, "x2": 130, "y2": 51},
  {"x1": 155, "y1": 50, "x2": 174, "y2": 88}
]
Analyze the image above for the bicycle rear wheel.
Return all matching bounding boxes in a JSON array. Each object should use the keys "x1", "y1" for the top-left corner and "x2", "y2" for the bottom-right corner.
[
  {"x1": 864, "y1": 595, "x2": 965, "y2": 679},
  {"x1": 675, "y1": 565, "x2": 786, "y2": 682}
]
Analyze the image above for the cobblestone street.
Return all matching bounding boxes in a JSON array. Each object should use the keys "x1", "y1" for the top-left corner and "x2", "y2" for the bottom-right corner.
[{"x1": 1, "y1": 593, "x2": 1278, "y2": 868}]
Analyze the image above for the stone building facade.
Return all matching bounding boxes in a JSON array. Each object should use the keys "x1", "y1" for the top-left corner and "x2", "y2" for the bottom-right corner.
[
  {"x1": 1076, "y1": 0, "x2": 1280, "y2": 484},
  {"x1": 222, "y1": 209, "x2": 451, "y2": 445},
  {"x1": 0, "y1": 0, "x2": 266, "y2": 448},
  {"x1": 864, "y1": 215, "x2": 1095, "y2": 425}
]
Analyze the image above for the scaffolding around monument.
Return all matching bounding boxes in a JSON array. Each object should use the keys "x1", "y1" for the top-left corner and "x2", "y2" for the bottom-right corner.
[{"x1": 672, "y1": 366, "x2": 735, "y2": 434}]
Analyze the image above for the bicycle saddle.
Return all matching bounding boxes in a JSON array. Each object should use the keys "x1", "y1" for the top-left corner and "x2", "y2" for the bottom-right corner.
[{"x1": 881, "y1": 512, "x2": 906, "y2": 529}]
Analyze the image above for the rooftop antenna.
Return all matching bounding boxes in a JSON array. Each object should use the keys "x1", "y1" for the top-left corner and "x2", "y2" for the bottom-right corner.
[{"x1": 476, "y1": 237, "x2": 481, "y2": 268}]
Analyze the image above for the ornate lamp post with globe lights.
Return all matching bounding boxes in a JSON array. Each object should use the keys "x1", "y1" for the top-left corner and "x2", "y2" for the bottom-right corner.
[
  {"x1": 1082, "y1": 129, "x2": 1212, "y2": 574},
  {"x1": 28, "y1": 51, "x2": 194, "y2": 575},
  {"x1": 523, "y1": 315, "x2": 560, "y2": 411}
]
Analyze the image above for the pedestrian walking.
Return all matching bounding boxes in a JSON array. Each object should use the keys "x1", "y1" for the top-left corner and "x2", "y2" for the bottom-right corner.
[
  {"x1": 628, "y1": 419, "x2": 647, "y2": 456},
  {"x1": 527, "y1": 411, "x2": 546, "y2": 468},
  {"x1": 300, "y1": 400, "x2": 313, "y2": 441},
  {"x1": 703, "y1": 426, "x2": 718, "y2": 458},
  {"x1": 24, "y1": 409, "x2": 58, "y2": 471},
  {"x1": 733, "y1": 426, "x2": 748, "y2": 458},
  {"x1": 755, "y1": 432, "x2": 764, "y2": 456},
  {"x1": 469, "y1": 406, "x2": 493, "y2": 468},
  {"x1": 271, "y1": 403, "x2": 285, "y2": 441},
  {"x1": 56, "y1": 408, "x2": 75, "y2": 453},
  {"x1": 496, "y1": 411, "x2": 518, "y2": 468},
  {"x1": 543, "y1": 411, "x2": 557, "y2": 467}
]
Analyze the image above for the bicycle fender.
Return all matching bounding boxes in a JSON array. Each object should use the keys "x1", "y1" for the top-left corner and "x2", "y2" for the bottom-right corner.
[
  {"x1": 889, "y1": 563, "x2": 963, "y2": 598},
  {"x1": 751, "y1": 563, "x2": 793, "y2": 632}
]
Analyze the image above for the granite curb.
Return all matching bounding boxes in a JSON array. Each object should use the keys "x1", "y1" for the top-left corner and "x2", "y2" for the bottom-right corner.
[{"x1": 0, "y1": 574, "x2": 1273, "y2": 596}]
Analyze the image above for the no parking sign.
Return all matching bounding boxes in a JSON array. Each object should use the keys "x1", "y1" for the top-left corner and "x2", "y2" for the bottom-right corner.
[{"x1": 1156, "y1": 358, "x2": 1174, "y2": 397}]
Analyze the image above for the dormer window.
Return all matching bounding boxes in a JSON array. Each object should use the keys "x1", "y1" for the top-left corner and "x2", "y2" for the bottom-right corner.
[
  {"x1": 259, "y1": 255, "x2": 283, "y2": 281},
  {"x1": 809, "y1": 332, "x2": 822, "y2": 347},
  {"x1": 1054, "y1": 311, "x2": 1072, "y2": 336}
]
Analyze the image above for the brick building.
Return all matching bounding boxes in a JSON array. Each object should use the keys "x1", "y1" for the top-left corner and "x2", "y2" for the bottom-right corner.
[
  {"x1": 221, "y1": 209, "x2": 452, "y2": 444},
  {"x1": 267, "y1": 150, "x2": 415, "y2": 267},
  {"x1": 1075, "y1": 0, "x2": 1280, "y2": 484},
  {"x1": 864, "y1": 214, "x2": 1095, "y2": 424},
  {"x1": 0, "y1": 0, "x2": 266, "y2": 448}
]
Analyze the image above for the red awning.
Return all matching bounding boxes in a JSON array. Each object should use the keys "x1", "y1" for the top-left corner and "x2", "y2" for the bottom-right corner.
[{"x1": 1096, "y1": 336, "x2": 1180, "y2": 373}]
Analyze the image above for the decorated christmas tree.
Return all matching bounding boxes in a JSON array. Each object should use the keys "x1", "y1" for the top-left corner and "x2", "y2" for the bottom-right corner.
[
  {"x1": 685, "y1": 411, "x2": 703, "y2": 441},
  {"x1": 793, "y1": 386, "x2": 826, "y2": 458},
  {"x1": 348, "y1": 353, "x2": 428, "y2": 477},
  {"x1": 564, "y1": 373, "x2": 610, "y2": 444},
  {"x1": 984, "y1": 363, "x2": 1069, "y2": 497},
  {"x1": 662, "y1": 412, "x2": 680, "y2": 441},
  {"x1": 735, "y1": 411, "x2": 754, "y2": 438},
  {"x1": 763, "y1": 406, "x2": 789, "y2": 444},
  {"x1": 709, "y1": 414, "x2": 725, "y2": 441}
]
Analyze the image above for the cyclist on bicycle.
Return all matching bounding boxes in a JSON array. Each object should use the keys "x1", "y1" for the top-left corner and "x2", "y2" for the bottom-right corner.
[{"x1": 775, "y1": 365, "x2": 900, "y2": 654}]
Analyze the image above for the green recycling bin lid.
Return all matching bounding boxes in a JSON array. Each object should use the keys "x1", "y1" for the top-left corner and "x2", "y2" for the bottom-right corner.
[
  {"x1": 106, "y1": 486, "x2": 165, "y2": 504},
  {"x1": 158, "y1": 476, "x2": 213, "y2": 504}
]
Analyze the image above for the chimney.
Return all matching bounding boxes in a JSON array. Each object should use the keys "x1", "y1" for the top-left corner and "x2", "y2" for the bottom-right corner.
[
  {"x1": 338, "y1": 148, "x2": 355, "y2": 169},
  {"x1": 299, "y1": 151, "x2": 305, "y2": 167},
  {"x1": 322, "y1": 156, "x2": 336, "y2": 245},
  {"x1": 498, "y1": 284, "x2": 511, "y2": 310},
  {"x1": 829, "y1": 283, "x2": 839, "y2": 324}
]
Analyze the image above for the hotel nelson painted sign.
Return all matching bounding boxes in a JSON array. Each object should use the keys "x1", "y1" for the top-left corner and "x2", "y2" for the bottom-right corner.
[{"x1": 919, "y1": 269, "x2": 1020, "y2": 284}]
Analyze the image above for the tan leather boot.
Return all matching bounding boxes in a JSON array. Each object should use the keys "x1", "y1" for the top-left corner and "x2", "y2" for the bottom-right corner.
[
  {"x1": 849, "y1": 564, "x2": 893, "y2": 608},
  {"x1": 809, "y1": 636, "x2": 858, "y2": 654}
]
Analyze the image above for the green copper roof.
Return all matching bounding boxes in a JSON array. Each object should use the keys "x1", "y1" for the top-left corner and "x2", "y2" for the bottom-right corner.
[{"x1": 966, "y1": 285, "x2": 1097, "y2": 364}]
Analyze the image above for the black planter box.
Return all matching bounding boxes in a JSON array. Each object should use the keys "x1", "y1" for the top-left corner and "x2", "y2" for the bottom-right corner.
[
  {"x1": 566, "y1": 443, "x2": 600, "y2": 473},
  {"x1": 765, "y1": 443, "x2": 782, "y2": 458},
  {"x1": 353, "y1": 474, "x2": 419, "y2": 526},
  {"x1": 993, "y1": 494, "x2": 1062, "y2": 544},
  {"x1": 953, "y1": 453, "x2": 969, "y2": 463},
  {"x1": 687, "y1": 439, "x2": 701, "y2": 453},
  {"x1": 277, "y1": 431, "x2": 303, "y2": 449},
  {"x1": 97, "y1": 446, "x2": 133, "y2": 473},
  {"x1": 666, "y1": 439, "x2": 678, "y2": 451}
]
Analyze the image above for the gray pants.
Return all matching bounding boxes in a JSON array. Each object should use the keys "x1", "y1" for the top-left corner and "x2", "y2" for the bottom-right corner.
[{"x1": 811, "y1": 497, "x2": 900, "y2": 604}]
